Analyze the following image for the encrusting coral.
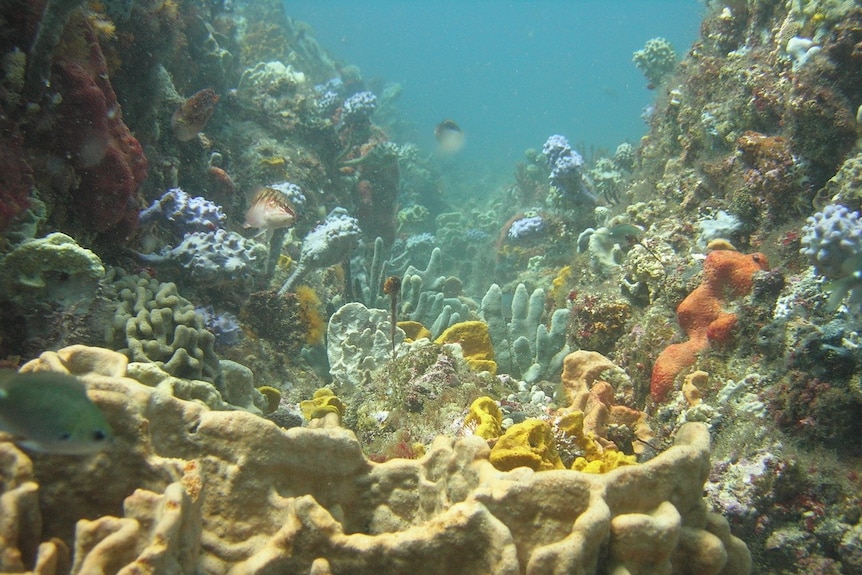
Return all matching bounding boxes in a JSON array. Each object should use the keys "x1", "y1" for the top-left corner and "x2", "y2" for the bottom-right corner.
[
  {"x1": 0, "y1": 344, "x2": 751, "y2": 575},
  {"x1": 0, "y1": 232, "x2": 105, "y2": 301}
]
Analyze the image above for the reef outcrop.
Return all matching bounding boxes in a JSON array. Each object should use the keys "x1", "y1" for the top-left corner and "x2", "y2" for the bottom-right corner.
[{"x1": 0, "y1": 345, "x2": 751, "y2": 575}]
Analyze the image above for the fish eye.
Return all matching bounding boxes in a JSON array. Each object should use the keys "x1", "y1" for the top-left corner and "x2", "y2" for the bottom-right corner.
[
  {"x1": 93, "y1": 429, "x2": 108, "y2": 442},
  {"x1": 58, "y1": 432, "x2": 72, "y2": 441}
]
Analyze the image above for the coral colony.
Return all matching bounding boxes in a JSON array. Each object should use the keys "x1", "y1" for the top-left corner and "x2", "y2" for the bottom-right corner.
[{"x1": 2, "y1": 1, "x2": 862, "y2": 574}]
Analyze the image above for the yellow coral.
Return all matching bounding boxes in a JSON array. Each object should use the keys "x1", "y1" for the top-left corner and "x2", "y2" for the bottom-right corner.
[
  {"x1": 256, "y1": 386, "x2": 282, "y2": 414},
  {"x1": 295, "y1": 285, "x2": 325, "y2": 345},
  {"x1": 463, "y1": 396, "x2": 502, "y2": 439},
  {"x1": 398, "y1": 321, "x2": 432, "y2": 342},
  {"x1": 300, "y1": 388, "x2": 345, "y2": 421},
  {"x1": 434, "y1": 321, "x2": 497, "y2": 375},
  {"x1": 277, "y1": 254, "x2": 293, "y2": 271},
  {"x1": 489, "y1": 419, "x2": 564, "y2": 472},
  {"x1": 259, "y1": 156, "x2": 287, "y2": 167}
]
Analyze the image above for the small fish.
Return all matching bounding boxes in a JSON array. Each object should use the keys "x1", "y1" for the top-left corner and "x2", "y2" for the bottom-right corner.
[
  {"x1": 0, "y1": 371, "x2": 114, "y2": 455},
  {"x1": 435, "y1": 119, "x2": 465, "y2": 154},
  {"x1": 243, "y1": 187, "x2": 297, "y2": 230},
  {"x1": 172, "y1": 88, "x2": 220, "y2": 142}
]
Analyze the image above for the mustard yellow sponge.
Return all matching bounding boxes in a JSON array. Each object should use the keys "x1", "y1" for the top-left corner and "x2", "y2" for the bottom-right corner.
[
  {"x1": 300, "y1": 388, "x2": 345, "y2": 421},
  {"x1": 434, "y1": 321, "x2": 497, "y2": 375},
  {"x1": 398, "y1": 320, "x2": 432, "y2": 342},
  {"x1": 489, "y1": 419, "x2": 564, "y2": 471},
  {"x1": 256, "y1": 386, "x2": 282, "y2": 414},
  {"x1": 463, "y1": 396, "x2": 502, "y2": 439},
  {"x1": 558, "y1": 409, "x2": 637, "y2": 474}
]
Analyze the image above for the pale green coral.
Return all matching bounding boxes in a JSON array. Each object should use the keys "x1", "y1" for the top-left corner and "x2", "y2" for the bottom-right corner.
[
  {"x1": 814, "y1": 152, "x2": 862, "y2": 210},
  {"x1": 107, "y1": 272, "x2": 220, "y2": 383},
  {"x1": 632, "y1": 37, "x2": 678, "y2": 86},
  {"x1": 0, "y1": 232, "x2": 104, "y2": 294}
]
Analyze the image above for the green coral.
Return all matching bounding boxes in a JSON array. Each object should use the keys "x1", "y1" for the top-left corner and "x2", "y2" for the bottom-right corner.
[
  {"x1": 0, "y1": 232, "x2": 104, "y2": 297},
  {"x1": 632, "y1": 37, "x2": 678, "y2": 86},
  {"x1": 108, "y1": 272, "x2": 220, "y2": 383},
  {"x1": 815, "y1": 152, "x2": 862, "y2": 211}
]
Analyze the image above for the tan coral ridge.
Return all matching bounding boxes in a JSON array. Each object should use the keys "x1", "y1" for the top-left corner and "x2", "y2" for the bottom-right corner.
[{"x1": 1, "y1": 345, "x2": 751, "y2": 575}]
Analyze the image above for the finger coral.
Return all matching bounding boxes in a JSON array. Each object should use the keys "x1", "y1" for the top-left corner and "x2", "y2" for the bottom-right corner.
[{"x1": 651, "y1": 250, "x2": 770, "y2": 402}]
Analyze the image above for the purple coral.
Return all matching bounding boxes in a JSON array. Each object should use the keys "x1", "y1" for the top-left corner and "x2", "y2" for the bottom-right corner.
[
  {"x1": 801, "y1": 203, "x2": 862, "y2": 309},
  {"x1": 315, "y1": 78, "x2": 345, "y2": 115},
  {"x1": 542, "y1": 134, "x2": 577, "y2": 167},
  {"x1": 541, "y1": 134, "x2": 593, "y2": 203},
  {"x1": 507, "y1": 215, "x2": 546, "y2": 240},
  {"x1": 139, "y1": 188, "x2": 225, "y2": 236},
  {"x1": 341, "y1": 91, "x2": 377, "y2": 125},
  {"x1": 268, "y1": 181, "x2": 307, "y2": 216},
  {"x1": 196, "y1": 305, "x2": 243, "y2": 346},
  {"x1": 801, "y1": 204, "x2": 862, "y2": 278},
  {"x1": 138, "y1": 229, "x2": 267, "y2": 286}
]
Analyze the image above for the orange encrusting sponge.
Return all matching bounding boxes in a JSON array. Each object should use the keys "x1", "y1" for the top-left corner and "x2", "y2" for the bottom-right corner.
[{"x1": 650, "y1": 250, "x2": 769, "y2": 402}]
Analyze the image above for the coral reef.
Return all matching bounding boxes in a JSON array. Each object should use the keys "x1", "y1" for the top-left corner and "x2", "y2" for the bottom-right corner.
[
  {"x1": 3, "y1": 0, "x2": 862, "y2": 571},
  {"x1": 0, "y1": 344, "x2": 750, "y2": 575}
]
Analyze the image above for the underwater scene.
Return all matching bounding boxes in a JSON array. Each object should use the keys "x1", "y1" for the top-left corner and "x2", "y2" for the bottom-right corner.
[{"x1": 0, "y1": 0, "x2": 861, "y2": 574}]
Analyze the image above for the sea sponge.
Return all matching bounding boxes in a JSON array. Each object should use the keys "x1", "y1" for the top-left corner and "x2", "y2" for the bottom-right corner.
[
  {"x1": 557, "y1": 409, "x2": 637, "y2": 474},
  {"x1": 300, "y1": 388, "x2": 346, "y2": 427},
  {"x1": 0, "y1": 344, "x2": 752, "y2": 574},
  {"x1": 463, "y1": 396, "x2": 502, "y2": 440},
  {"x1": 257, "y1": 386, "x2": 282, "y2": 414},
  {"x1": 651, "y1": 250, "x2": 770, "y2": 402},
  {"x1": 434, "y1": 321, "x2": 497, "y2": 375},
  {"x1": 559, "y1": 351, "x2": 654, "y2": 455},
  {"x1": 397, "y1": 320, "x2": 432, "y2": 342},
  {"x1": 489, "y1": 419, "x2": 564, "y2": 472}
]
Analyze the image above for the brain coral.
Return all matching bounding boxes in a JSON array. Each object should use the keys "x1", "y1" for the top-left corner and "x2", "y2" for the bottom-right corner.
[
  {"x1": 107, "y1": 271, "x2": 221, "y2": 383},
  {"x1": 1, "y1": 344, "x2": 752, "y2": 575}
]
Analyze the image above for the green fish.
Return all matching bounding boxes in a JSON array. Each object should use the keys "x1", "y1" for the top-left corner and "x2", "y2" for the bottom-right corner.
[{"x1": 0, "y1": 371, "x2": 114, "y2": 455}]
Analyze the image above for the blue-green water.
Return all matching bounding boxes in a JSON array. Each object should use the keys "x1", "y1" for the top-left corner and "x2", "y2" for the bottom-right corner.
[{"x1": 286, "y1": 0, "x2": 704, "y2": 182}]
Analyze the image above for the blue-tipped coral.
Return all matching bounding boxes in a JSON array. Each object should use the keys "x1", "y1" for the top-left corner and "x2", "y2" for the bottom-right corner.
[
  {"x1": 507, "y1": 214, "x2": 546, "y2": 240},
  {"x1": 800, "y1": 203, "x2": 862, "y2": 310},
  {"x1": 541, "y1": 134, "x2": 594, "y2": 203},
  {"x1": 341, "y1": 91, "x2": 377, "y2": 125},
  {"x1": 138, "y1": 229, "x2": 268, "y2": 288},
  {"x1": 139, "y1": 188, "x2": 226, "y2": 237},
  {"x1": 278, "y1": 208, "x2": 362, "y2": 295}
]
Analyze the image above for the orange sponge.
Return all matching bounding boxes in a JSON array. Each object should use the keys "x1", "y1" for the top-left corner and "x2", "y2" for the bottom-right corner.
[{"x1": 650, "y1": 251, "x2": 769, "y2": 402}]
